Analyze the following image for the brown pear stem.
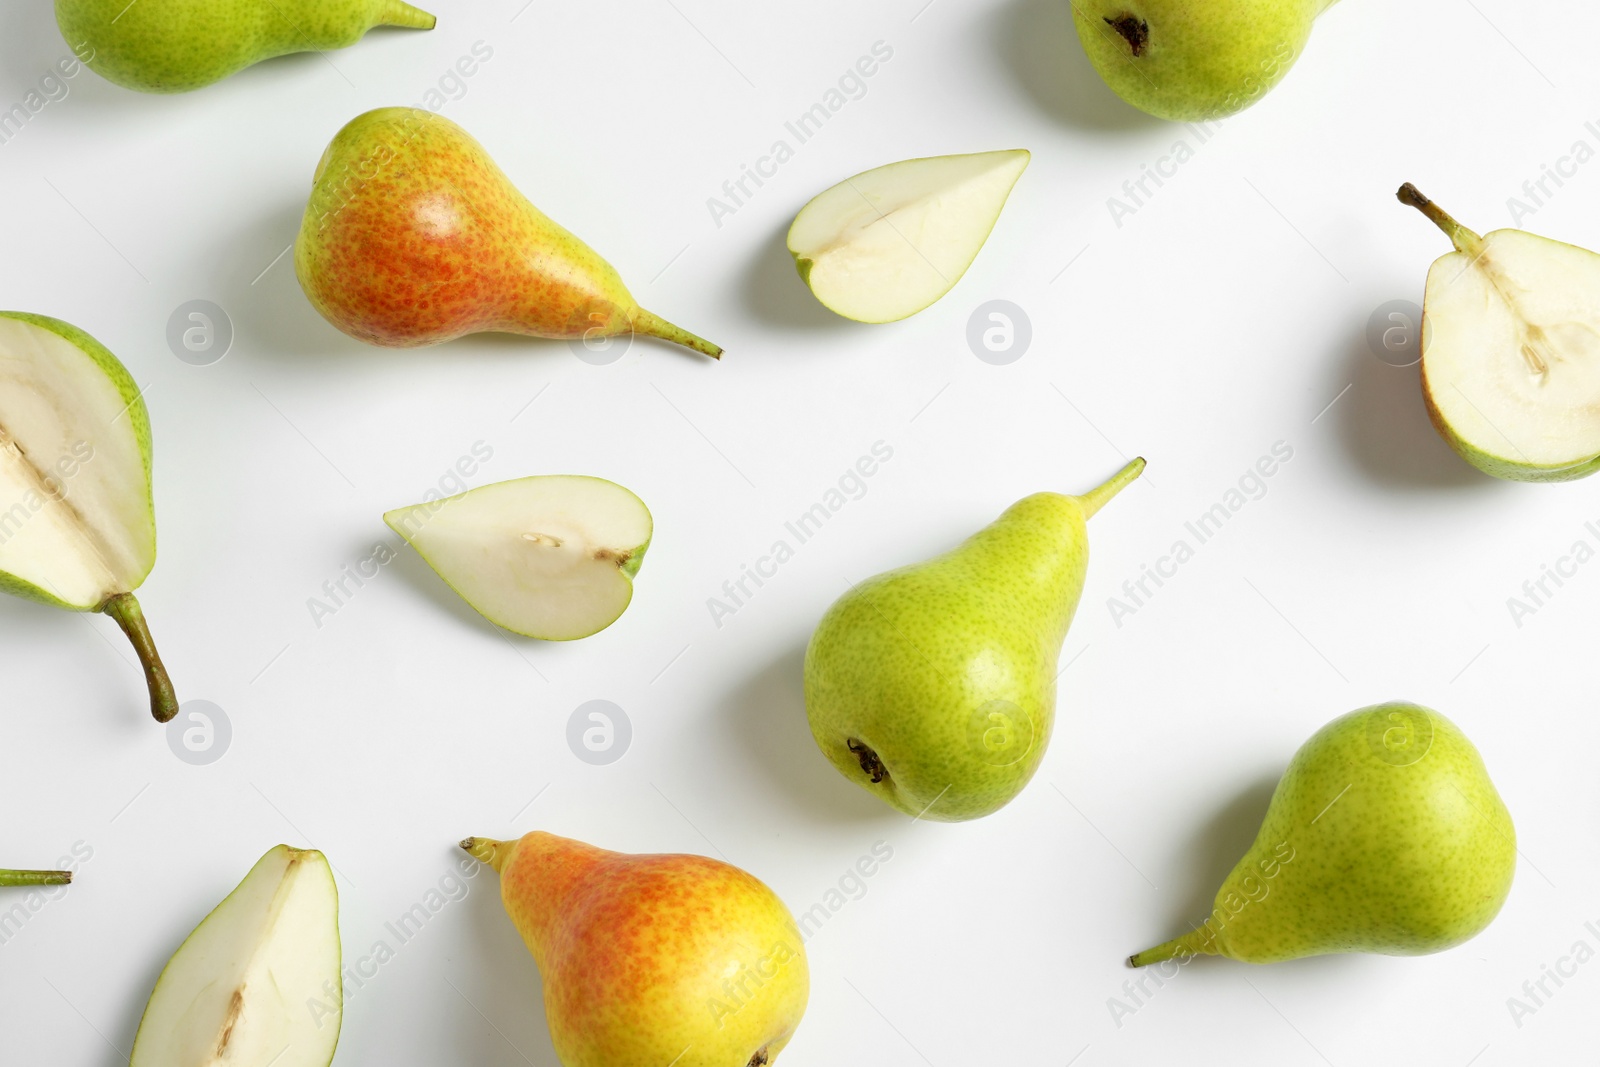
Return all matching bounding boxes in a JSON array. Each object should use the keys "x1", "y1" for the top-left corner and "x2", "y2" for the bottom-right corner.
[
  {"x1": 0, "y1": 869, "x2": 71, "y2": 887},
  {"x1": 1397, "y1": 183, "x2": 1484, "y2": 257},
  {"x1": 1077, "y1": 457, "x2": 1146, "y2": 519},
  {"x1": 460, "y1": 837, "x2": 510, "y2": 873},
  {"x1": 380, "y1": 0, "x2": 437, "y2": 29},
  {"x1": 100, "y1": 593, "x2": 179, "y2": 724},
  {"x1": 631, "y1": 310, "x2": 723, "y2": 360}
]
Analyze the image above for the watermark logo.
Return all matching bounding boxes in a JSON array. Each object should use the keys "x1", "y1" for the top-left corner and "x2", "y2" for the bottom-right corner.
[
  {"x1": 167, "y1": 300, "x2": 233, "y2": 366},
  {"x1": 969, "y1": 699, "x2": 1033, "y2": 767},
  {"x1": 1365, "y1": 299, "x2": 1425, "y2": 368},
  {"x1": 1367, "y1": 704, "x2": 1432, "y2": 767},
  {"x1": 566, "y1": 306, "x2": 631, "y2": 366},
  {"x1": 567, "y1": 700, "x2": 631, "y2": 765},
  {"x1": 966, "y1": 300, "x2": 1031, "y2": 365},
  {"x1": 167, "y1": 700, "x2": 231, "y2": 765}
]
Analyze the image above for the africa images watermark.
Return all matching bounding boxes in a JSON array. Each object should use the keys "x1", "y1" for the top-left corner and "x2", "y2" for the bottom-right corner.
[
  {"x1": 1108, "y1": 841, "x2": 1295, "y2": 1029},
  {"x1": 0, "y1": 46, "x2": 94, "y2": 149},
  {"x1": 0, "y1": 440, "x2": 95, "y2": 548},
  {"x1": 306, "y1": 854, "x2": 485, "y2": 1029},
  {"x1": 706, "y1": 41, "x2": 895, "y2": 229},
  {"x1": 307, "y1": 441, "x2": 494, "y2": 628},
  {"x1": 0, "y1": 841, "x2": 94, "y2": 947},
  {"x1": 1504, "y1": 517, "x2": 1600, "y2": 629},
  {"x1": 1504, "y1": 118, "x2": 1600, "y2": 226},
  {"x1": 1505, "y1": 918, "x2": 1600, "y2": 1029},
  {"x1": 1106, "y1": 441, "x2": 1294, "y2": 628},
  {"x1": 706, "y1": 440, "x2": 894, "y2": 629}
]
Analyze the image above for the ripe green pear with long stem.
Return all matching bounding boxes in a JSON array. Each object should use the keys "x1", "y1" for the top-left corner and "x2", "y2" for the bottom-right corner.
[
  {"x1": 57, "y1": 0, "x2": 435, "y2": 93},
  {"x1": 1398, "y1": 182, "x2": 1600, "y2": 481},
  {"x1": 1130, "y1": 702, "x2": 1515, "y2": 967},
  {"x1": 296, "y1": 109, "x2": 721, "y2": 358},
  {"x1": 805, "y1": 458, "x2": 1145, "y2": 821},
  {"x1": 0, "y1": 313, "x2": 177, "y2": 723},
  {"x1": 1072, "y1": 0, "x2": 1340, "y2": 121}
]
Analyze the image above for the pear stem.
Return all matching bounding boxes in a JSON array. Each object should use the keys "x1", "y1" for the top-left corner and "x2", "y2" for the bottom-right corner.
[
  {"x1": 0, "y1": 870, "x2": 71, "y2": 887},
  {"x1": 1077, "y1": 457, "x2": 1146, "y2": 519},
  {"x1": 379, "y1": 0, "x2": 437, "y2": 29},
  {"x1": 100, "y1": 593, "x2": 178, "y2": 724},
  {"x1": 632, "y1": 310, "x2": 723, "y2": 360},
  {"x1": 460, "y1": 837, "x2": 509, "y2": 873},
  {"x1": 1397, "y1": 183, "x2": 1484, "y2": 257},
  {"x1": 1128, "y1": 928, "x2": 1215, "y2": 968}
]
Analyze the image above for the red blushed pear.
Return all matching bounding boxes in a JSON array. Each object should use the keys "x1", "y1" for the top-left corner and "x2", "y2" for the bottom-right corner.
[
  {"x1": 461, "y1": 832, "x2": 808, "y2": 1067},
  {"x1": 294, "y1": 108, "x2": 721, "y2": 359}
]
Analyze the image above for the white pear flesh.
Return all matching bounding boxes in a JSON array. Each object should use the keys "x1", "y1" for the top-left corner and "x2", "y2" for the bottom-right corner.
[
  {"x1": 0, "y1": 316, "x2": 153, "y2": 609},
  {"x1": 384, "y1": 475, "x2": 652, "y2": 640},
  {"x1": 787, "y1": 150, "x2": 1030, "y2": 323},
  {"x1": 130, "y1": 845, "x2": 341, "y2": 1067},
  {"x1": 1405, "y1": 185, "x2": 1600, "y2": 480}
]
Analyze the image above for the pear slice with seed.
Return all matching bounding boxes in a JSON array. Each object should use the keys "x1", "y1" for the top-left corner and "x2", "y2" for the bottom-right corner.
[
  {"x1": 130, "y1": 845, "x2": 341, "y2": 1067},
  {"x1": 385, "y1": 475, "x2": 652, "y2": 640},
  {"x1": 1400, "y1": 183, "x2": 1600, "y2": 481}
]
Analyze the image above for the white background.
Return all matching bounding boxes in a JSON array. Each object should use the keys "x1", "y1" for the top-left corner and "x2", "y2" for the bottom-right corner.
[{"x1": 1, "y1": 0, "x2": 1597, "y2": 1063}]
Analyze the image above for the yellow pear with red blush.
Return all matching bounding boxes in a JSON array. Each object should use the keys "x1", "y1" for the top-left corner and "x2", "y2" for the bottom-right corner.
[
  {"x1": 461, "y1": 831, "x2": 808, "y2": 1067},
  {"x1": 294, "y1": 108, "x2": 721, "y2": 359}
]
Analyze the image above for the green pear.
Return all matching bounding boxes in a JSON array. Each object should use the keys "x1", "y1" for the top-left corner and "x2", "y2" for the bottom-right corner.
[
  {"x1": 56, "y1": 0, "x2": 435, "y2": 94},
  {"x1": 804, "y1": 458, "x2": 1145, "y2": 821},
  {"x1": 1398, "y1": 183, "x2": 1600, "y2": 481},
  {"x1": 130, "y1": 845, "x2": 342, "y2": 1067},
  {"x1": 0, "y1": 312, "x2": 177, "y2": 723},
  {"x1": 788, "y1": 150, "x2": 1030, "y2": 323},
  {"x1": 1130, "y1": 702, "x2": 1516, "y2": 967},
  {"x1": 1071, "y1": 0, "x2": 1339, "y2": 121},
  {"x1": 295, "y1": 108, "x2": 720, "y2": 358},
  {"x1": 385, "y1": 475, "x2": 651, "y2": 640}
]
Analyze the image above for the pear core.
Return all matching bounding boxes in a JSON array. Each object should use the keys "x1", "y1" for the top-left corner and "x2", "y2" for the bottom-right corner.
[{"x1": 1400, "y1": 183, "x2": 1600, "y2": 480}]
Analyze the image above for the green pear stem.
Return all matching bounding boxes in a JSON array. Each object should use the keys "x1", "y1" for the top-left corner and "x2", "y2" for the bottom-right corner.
[
  {"x1": 380, "y1": 0, "x2": 437, "y2": 29},
  {"x1": 460, "y1": 837, "x2": 509, "y2": 873},
  {"x1": 0, "y1": 869, "x2": 72, "y2": 887},
  {"x1": 631, "y1": 310, "x2": 723, "y2": 360},
  {"x1": 100, "y1": 593, "x2": 179, "y2": 724},
  {"x1": 1077, "y1": 457, "x2": 1146, "y2": 519},
  {"x1": 1128, "y1": 928, "x2": 1216, "y2": 968},
  {"x1": 1397, "y1": 183, "x2": 1484, "y2": 258}
]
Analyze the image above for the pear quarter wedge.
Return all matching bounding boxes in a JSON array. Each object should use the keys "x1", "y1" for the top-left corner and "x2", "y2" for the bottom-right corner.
[
  {"x1": 788, "y1": 150, "x2": 1030, "y2": 323},
  {"x1": 385, "y1": 475, "x2": 652, "y2": 640},
  {"x1": 130, "y1": 845, "x2": 342, "y2": 1067},
  {"x1": 0, "y1": 312, "x2": 177, "y2": 721},
  {"x1": 1400, "y1": 183, "x2": 1600, "y2": 481}
]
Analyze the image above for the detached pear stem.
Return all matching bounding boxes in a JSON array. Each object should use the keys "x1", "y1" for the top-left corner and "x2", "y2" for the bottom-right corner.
[
  {"x1": 631, "y1": 310, "x2": 723, "y2": 360},
  {"x1": 100, "y1": 593, "x2": 179, "y2": 724},
  {"x1": 1077, "y1": 457, "x2": 1146, "y2": 519},
  {"x1": 380, "y1": 0, "x2": 437, "y2": 29},
  {"x1": 0, "y1": 869, "x2": 71, "y2": 887},
  {"x1": 1397, "y1": 183, "x2": 1484, "y2": 257}
]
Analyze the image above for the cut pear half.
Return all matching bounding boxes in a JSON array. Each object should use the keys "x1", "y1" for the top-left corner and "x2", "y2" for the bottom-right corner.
[
  {"x1": 787, "y1": 150, "x2": 1030, "y2": 323},
  {"x1": 0, "y1": 312, "x2": 176, "y2": 721},
  {"x1": 1400, "y1": 183, "x2": 1600, "y2": 482},
  {"x1": 130, "y1": 845, "x2": 342, "y2": 1067},
  {"x1": 385, "y1": 475, "x2": 652, "y2": 640}
]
